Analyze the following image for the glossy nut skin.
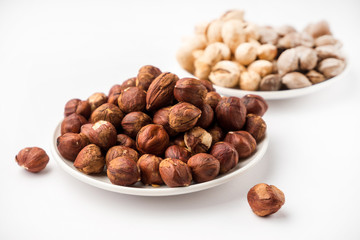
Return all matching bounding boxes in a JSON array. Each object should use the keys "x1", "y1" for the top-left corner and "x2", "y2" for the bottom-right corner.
[
  {"x1": 174, "y1": 78, "x2": 208, "y2": 108},
  {"x1": 86, "y1": 121, "x2": 117, "y2": 150},
  {"x1": 165, "y1": 145, "x2": 192, "y2": 163},
  {"x1": 121, "y1": 112, "x2": 152, "y2": 138},
  {"x1": 15, "y1": 147, "x2": 49, "y2": 173},
  {"x1": 57, "y1": 133, "x2": 89, "y2": 161},
  {"x1": 244, "y1": 114, "x2": 267, "y2": 142},
  {"x1": 90, "y1": 103, "x2": 124, "y2": 129},
  {"x1": 241, "y1": 94, "x2": 268, "y2": 117},
  {"x1": 196, "y1": 104, "x2": 214, "y2": 129},
  {"x1": 187, "y1": 153, "x2": 220, "y2": 183},
  {"x1": 107, "y1": 156, "x2": 140, "y2": 186},
  {"x1": 184, "y1": 127, "x2": 212, "y2": 154},
  {"x1": 205, "y1": 92, "x2": 222, "y2": 109},
  {"x1": 137, "y1": 154, "x2": 164, "y2": 186},
  {"x1": 153, "y1": 107, "x2": 178, "y2": 136},
  {"x1": 224, "y1": 131, "x2": 257, "y2": 159},
  {"x1": 116, "y1": 134, "x2": 136, "y2": 149},
  {"x1": 122, "y1": 77, "x2": 136, "y2": 88},
  {"x1": 61, "y1": 113, "x2": 88, "y2": 135},
  {"x1": 215, "y1": 97, "x2": 247, "y2": 131},
  {"x1": 105, "y1": 145, "x2": 139, "y2": 167},
  {"x1": 169, "y1": 102, "x2": 201, "y2": 132},
  {"x1": 136, "y1": 124, "x2": 169, "y2": 156},
  {"x1": 74, "y1": 144, "x2": 105, "y2": 174},
  {"x1": 64, "y1": 98, "x2": 91, "y2": 119},
  {"x1": 210, "y1": 142, "x2": 238, "y2": 174},
  {"x1": 87, "y1": 92, "x2": 108, "y2": 112},
  {"x1": 159, "y1": 158, "x2": 192, "y2": 187},
  {"x1": 118, "y1": 87, "x2": 146, "y2": 113},
  {"x1": 247, "y1": 183, "x2": 285, "y2": 217},
  {"x1": 208, "y1": 124, "x2": 225, "y2": 145},
  {"x1": 108, "y1": 84, "x2": 123, "y2": 96},
  {"x1": 136, "y1": 65, "x2": 161, "y2": 91}
]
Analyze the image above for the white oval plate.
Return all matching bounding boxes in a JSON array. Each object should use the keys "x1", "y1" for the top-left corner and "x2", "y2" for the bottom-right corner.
[{"x1": 51, "y1": 122, "x2": 269, "y2": 196}]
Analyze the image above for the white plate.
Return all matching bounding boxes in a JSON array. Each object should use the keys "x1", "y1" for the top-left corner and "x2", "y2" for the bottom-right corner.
[{"x1": 51, "y1": 122, "x2": 269, "y2": 196}]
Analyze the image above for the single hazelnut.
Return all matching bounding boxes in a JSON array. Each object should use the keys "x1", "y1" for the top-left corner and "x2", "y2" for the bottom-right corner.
[
  {"x1": 15, "y1": 147, "x2": 49, "y2": 173},
  {"x1": 121, "y1": 112, "x2": 152, "y2": 138},
  {"x1": 159, "y1": 158, "x2": 192, "y2": 187},
  {"x1": 108, "y1": 91, "x2": 122, "y2": 106},
  {"x1": 108, "y1": 84, "x2": 122, "y2": 96},
  {"x1": 174, "y1": 78, "x2": 208, "y2": 108},
  {"x1": 196, "y1": 103, "x2": 214, "y2": 129},
  {"x1": 184, "y1": 127, "x2": 212, "y2": 154},
  {"x1": 216, "y1": 97, "x2": 247, "y2": 131},
  {"x1": 306, "y1": 70, "x2": 326, "y2": 84},
  {"x1": 168, "y1": 102, "x2": 201, "y2": 133},
  {"x1": 241, "y1": 94, "x2": 268, "y2": 117},
  {"x1": 304, "y1": 20, "x2": 331, "y2": 38},
  {"x1": 239, "y1": 70, "x2": 261, "y2": 91},
  {"x1": 210, "y1": 142, "x2": 238, "y2": 174},
  {"x1": 206, "y1": 19, "x2": 224, "y2": 43},
  {"x1": 153, "y1": 107, "x2": 178, "y2": 137},
  {"x1": 86, "y1": 121, "x2": 117, "y2": 150},
  {"x1": 136, "y1": 124, "x2": 169, "y2": 156},
  {"x1": 258, "y1": 26, "x2": 279, "y2": 45},
  {"x1": 122, "y1": 77, "x2": 136, "y2": 88},
  {"x1": 105, "y1": 145, "x2": 139, "y2": 167},
  {"x1": 316, "y1": 45, "x2": 344, "y2": 60},
  {"x1": 64, "y1": 99, "x2": 91, "y2": 119},
  {"x1": 317, "y1": 58, "x2": 345, "y2": 78},
  {"x1": 116, "y1": 134, "x2": 136, "y2": 149},
  {"x1": 57, "y1": 133, "x2": 89, "y2": 161},
  {"x1": 74, "y1": 144, "x2": 105, "y2": 174},
  {"x1": 187, "y1": 153, "x2": 220, "y2": 183},
  {"x1": 277, "y1": 48, "x2": 299, "y2": 76},
  {"x1": 224, "y1": 131, "x2": 256, "y2": 159},
  {"x1": 295, "y1": 46, "x2": 318, "y2": 71},
  {"x1": 244, "y1": 114, "x2": 267, "y2": 143},
  {"x1": 61, "y1": 113, "x2": 88, "y2": 135},
  {"x1": 259, "y1": 74, "x2": 282, "y2": 91},
  {"x1": 172, "y1": 133, "x2": 186, "y2": 147},
  {"x1": 282, "y1": 72, "x2": 312, "y2": 89},
  {"x1": 234, "y1": 42, "x2": 257, "y2": 66},
  {"x1": 205, "y1": 92, "x2": 222, "y2": 110},
  {"x1": 208, "y1": 124, "x2": 225, "y2": 145},
  {"x1": 199, "y1": 79, "x2": 215, "y2": 92},
  {"x1": 136, "y1": 65, "x2": 162, "y2": 91},
  {"x1": 90, "y1": 103, "x2": 124, "y2": 129},
  {"x1": 165, "y1": 145, "x2": 192, "y2": 163},
  {"x1": 117, "y1": 87, "x2": 147, "y2": 113},
  {"x1": 221, "y1": 19, "x2": 246, "y2": 53},
  {"x1": 247, "y1": 183, "x2": 285, "y2": 217},
  {"x1": 209, "y1": 60, "x2": 241, "y2": 88},
  {"x1": 257, "y1": 44, "x2": 277, "y2": 61},
  {"x1": 137, "y1": 154, "x2": 164, "y2": 186},
  {"x1": 247, "y1": 60, "x2": 273, "y2": 78},
  {"x1": 107, "y1": 156, "x2": 140, "y2": 186},
  {"x1": 87, "y1": 92, "x2": 108, "y2": 112}
]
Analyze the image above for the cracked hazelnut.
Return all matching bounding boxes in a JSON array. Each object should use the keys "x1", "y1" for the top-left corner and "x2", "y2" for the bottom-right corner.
[
  {"x1": 74, "y1": 144, "x2": 105, "y2": 174},
  {"x1": 242, "y1": 94, "x2": 268, "y2": 117},
  {"x1": 136, "y1": 124, "x2": 169, "y2": 156},
  {"x1": 234, "y1": 42, "x2": 257, "y2": 66},
  {"x1": 210, "y1": 142, "x2": 238, "y2": 174},
  {"x1": 64, "y1": 99, "x2": 91, "y2": 119},
  {"x1": 174, "y1": 78, "x2": 208, "y2": 108},
  {"x1": 90, "y1": 103, "x2": 124, "y2": 129},
  {"x1": 184, "y1": 127, "x2": 212, "y2": 154},
  {"x1": 86, "y1": 121, "x2": 117, "y2": 150},
  {"x1": 118, "y1": 87, "x2": 147, "y2": 113},
  {"x1": 224, "y1": 131, "x2": 256, "y2": 159},
  {"x1": 165, "y1": 145, "x2": 192, "y2": 163},
  {"x1": 136, "y1": 65, "x2": 161, "y2": 91},
  {"x1": 197, "y1": 104, "x2": 214, "y2": 129},
  {"x1": 61, "y1": 113, "x2": 88, "y2": 135},
  {"x1": 121, "y1": 112, "x2": 152, "y2": 138},
  {"x1": 169, "y1": 102, "x2": 201, "y2": 132},
  {"x1": 15, "y1": 147, "x2": 49, "y2": 173},
  {"x1": 317, "y1": 58, "x2": 345, "y2": 78},
  {"x1": 116, "y1": 134, "x2": 136, "y2": 149},
  {"x1": 137, "y1": 154, "x2": 163, "y2": 186},
  {"x1": 57, "y1": 133, "x2": 89, "y2": 161},
  {"x1": 282, "y1": 72, "x2": 312, "y2": 89},
  {"x1": 105, "y1": 145, "x2": 139, "y2": 167},
  {"x1": 247, "y1": 183, "x2": 285, "y2": 217},
  {"x1": 216, "y1": 96, "x2": 247, "y2": 131},
  {"x1": 247, "y1": 60, "x2": 273, "y2": 78},
  {"x1": 208, "y1": 124, "x2": 225, "y2": 145},
  {"x1": 88, "y1": 92, "x2": 108, "y2": 112},
  {"x1": 159, "y1": 158, "x2": 192, "y2": 187},
  {"x1": 306, "y1": 70, "x2": 326, "y2": 84},
  {"x1": 259, "y1": 74, "x2": 282, "y2": 91},
  {"x1": 205, "y1": 92, "x2": 221, "y2": 109},
  {"x1": 239, "y1": 70, "x2": 261, "y2": 91},
  {"x1": 107, "y1": 156, "x2": 140, "y2": 186},
  {"x1": 187, "y1": 153, "x2": 220, "y2": 183},
  {"x1": 244, "y1": 114, "x2": 267, "y2": 142},
  {"x1": 153, "y1": 107, "x2": 178, "y2": 137},
  {"x1": 209, "y1": 60, "x2": 241, "y2": 88}
]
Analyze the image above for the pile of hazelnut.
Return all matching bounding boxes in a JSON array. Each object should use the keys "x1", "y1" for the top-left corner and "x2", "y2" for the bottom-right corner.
[
  {"x1": 177, "y1": 10, "x2": 346, "y2": 91},
  {"x1": 55, "y1": 65, "x2": 268, "y2": 188}
]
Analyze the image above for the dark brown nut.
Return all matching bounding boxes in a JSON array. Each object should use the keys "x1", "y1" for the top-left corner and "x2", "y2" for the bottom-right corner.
[
  {"x1": 108, "y1": 84, "x2": 122, "y2": 96},
  {"x1": 244, "y1": 114, "x2": 267, "y2": 143},
  {"x1": 224, "y1": 131, "x2": 257, "y2": 159},
  {"x1": 137, "y1": 154, "x2": 164, "y2": 186},
  {"x1": 304, "y1": 20, "x2": 331, "y2": 38},
  {"x1": 122, "y1": 77, "x2": 136, "y2": 88},
  {"x1": 86, "y1": 121, "x2": 117, "y2": 150},
  {"x1": 247, "y1": 183, "x2": 285, "y2": 217},
  {"x1": 90, "y1": 103, "x2": 124, "y2": 129},
  {"x1": 215, "y1": 97, "x2": 247, "y2": 131},
  {"x1": 282, "y1": 72, "x2": 312, "y2": 89},
  {"x1": 105, "y1": 145, "x2": 139, "y2": 167},
  {"x1": 80, "y1": 123, "x2": 92, "y2": 140},
  {"x1": 153, "y1": 107, "x2": 178, "y2": 137},
  {"x1": 136, "y1": 65, "x2": 162, "y2": 91},
  {"x1": 88, "y1": 92, "x2": 108, "y2": 112},
  {"x1": 172, "y1": 133, "x2": 186, "y2": 147},
  {"x1": 15, "y1": 147, "x2": 49, "y2": 173},
  {"x1": 116, "y1": 134, "x2": 136, "y2": 149},
  {"x1": 242, "y1": 94, "x2": 268, "y2": 117},
  {"x1": 169, "y1": 102, "x2": 201, "y2": 132},
  {"x1": 199, "y1": 79, "x2": 215, "y2": 92},
  {"x1": 210, "y1": 142, "x2": 238, "y2": 174},
  {"x1": 146, "y1": 72, "x2": 179, "y2": 112},
  {"x1": 184, "y1": 127, "x2": 212, "y2": 154},
  {"x1": 64, "y1": 99, "x2": 91, "y2": 119},
  {"x1": 174, "y1": 78, "x2": 208, "y2": 108},
  {"x1": 107, "y1": 156, "x2": 140, "y2": 186},
  {"x1": 61, "y1": 113, "x2": 88, "y2": 135},
  {"x1": 74, "y1": 144, "x2": 105, "y2": 174},
  {"x1": 208, "y1": 124, "x2": 225, "y2": 145},
  {"x1": 259, "y1": 74, "x2": 282, "y2": 91},
  {"x1": 205, "y1": 92, "x2": 222, "y2": 109},
  {"x1": 118, "y1": 87, "x2": 147, "y2": 113},
  {"x1": 136, "y1": 124, "x2": 169, "y2": 156},
  {"x1": 187, "y1": 153, "x2": 220, "y2": 183},
  {"x1": 108, "y1": 85, "x2": 123, "y2": 106},
  {"x1": 317, "y1": 58, "x2": 345, "y2": 78},
  {"x1": 306, "y1": 70, "x2": 326, "y2": 84},
  {"x1": 121, "y1": 112, "x2": 152, "y2": 138},
  {"x1": 196, "y1": 104, "x2": 214, "y2": 129},
  {"x1": 57, "y1": 133, "x2": 89, "y2": 161},
  {"x1": 159, "y1": 158, "x2": 192, "y2": 187},
  {"x1": 165, "y1": 145, "x2": 192, "y2": 163}
]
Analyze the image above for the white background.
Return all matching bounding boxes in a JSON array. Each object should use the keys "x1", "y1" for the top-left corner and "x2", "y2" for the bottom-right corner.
[{"x1": 1, "y1": 0, "x2": 360, "y2": 239}]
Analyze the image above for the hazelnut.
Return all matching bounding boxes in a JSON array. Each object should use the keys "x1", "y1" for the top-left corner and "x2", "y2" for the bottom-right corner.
[
  {"x1": 136, "y1": 124, "x2": 169, "y2": 156},
  {"x1": 187, "y1": 153, "x2": 220, "y2": 183},
  {"x1": 242, "y1": 94, "x2": 268, "y2": 116},
  {"x1": 295, "y1": 46, "x2": 318, "y2": 71},
  {"x1": 121, "y1": 112, "x2": 152, "y2": 138},
  {"x1": 90, "y1": 103, "x2": 124, "y2": 129},
  {"x1": 107, "y1": 156, "x2": 140, "y2": 186},
  {"x1": 116, "y1": 134, "x2": 136, "y2": 149},
  {"x1": 216, "y1": 96, "x2": 247, "y2": 131},
  {"x1": 15, "y1": 147, "x2": 49, "y2": 173},
  {"x1": 57, "y1": 133, "x2": 89, "y2": 161},
  {"x1": 317, "y1": 58, "x2": 345, "y2": 78},
  {"x1": 208, "y1": 124, "x2": 225, "y2": 145},
  {"x1": 210, "y1": 142, "x2": 238, "y2": 174},
  {"x1": 153, "y1": 107, "x2": 178, "y2": 137},
  {"x1": 247, "y1": 60, "x2": 273, "y2": 78},
  {"x1": 199, "y1": 79, "x2": 215, "y2": 92},
  {"x1": 205, "y1": 92, "x2": 222, "y2": 109},
  {"x1": 108, "y1": 84, "x2": 122, "y2": 96},
  {"x1": 165, "y1": 145, "x2": 192, "y2": 163},
  {"x1": 244, "y1": 114, "x2": 267, "y2": 142},
  {"x1": 184, "y1": 127, "x2": 212, "y2": 154},
  {"x1": 137, "y1": 154, "x2": 164, "y2": 186},
  {"x1": 105, "y1": 145, "x2": 139, "y2": 167},
  {"x1": 259, "y1": 74, "x2": 282, "y2": 91},
  {"x1": 136, "y1": 65, "x2": 162, "y2": 91},
  {"x1": 234, "y1": 42, "x2": 257, "y2": 66},
  {"x1": 87, "y1": 92, "x2": 108, "y2": 112},
  {"x1": 315, "y1": 35, "x2": 339, "y2": 47},
  {"x1": 224, "y1": 131, "x2": 256, "y2": 159},
  {"x1": 172, "y1": 134, "x2": 186, "y2": 148},
  {"x1": 74, "y1": 144, "x2": 105, "y2": 174},
  {"x1": 159, "y1": 158, "x2": 192, "y2": 187},
  {"x1": 282, "y1": 72, "x2": 312, "y2": 89},
  {"x1": 304, "y1": 20, "x2": 331, "y2": 38},
  {"x1": 108, "y1": 91, "x2": 121, "y2": 106},
  {"x1": 239, "y1": 70, "x2": 261, "y2": 91},
  {"x1": 174, "y1": 78, "x2": 208, "y2": 108},
  {"x1": 306, "y1": 70, "x2": 326, "y2": 84},
  {"x1": 247, "y1": 183, "x2": 285, "y2": 217},
  {"x1": 277, "y1": 48, "x2": 299, "y2": 75},
  {"x1": 122, "y1": 77, "x2": 136, "y2": 88},
  {"x1": 221, "y1": 19, "x2": 246, "y2": 53},
  {"x1": 168, "y1": 102, "x2": 201, "y2": 132},
  {"x1": 64, "y1": 99, "x2": 91, "y2": 119},
  {"x1": 86, "y1": 121, "x2": 117, "y2": 150},
  {"x1": 257, "y1": 44, "x2": 277, "y2": 61},
  {"x1": 209, "y1": 60, "x2": 241, "y2": 88},
  {"x1": 316, "y1": 45, "x2": 344, "y2": 60},
  {"x1": 61, "y1": 113, "x2": 88, "y2": 135},
  {"x1": 196, "y1": 104, "x2": 214, "y2": 129},
  {"x1": 117, "y1": 87, "x2": 147, "y2": 113},
  {"x1": 258, "y1": 26, "x2": 279, "y2": 45},
  {"x1": 206, "y1": 19, "x2": 224, "y2": 43}
]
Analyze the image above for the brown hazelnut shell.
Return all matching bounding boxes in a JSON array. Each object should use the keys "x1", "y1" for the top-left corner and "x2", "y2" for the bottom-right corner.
[
  {"x1": 118, "y1": 87, "x2": 147, "y2": 113},
  {"x1": 88, "y1": 92, "x2": 108, "y2": 112},
  {"x1": 242, "y1": 94, "x2": 268, "y2": 117},
  {"x1": 136, "y1": 65, "x2": 161, "y2": 91},
  {"x1": 210, "y1": 142, "x2": 239, "y2": 174},
  {"x1": 159, "y1": 158, "x2": 192, "y2": 187},
  {"x1": 121, "y1": 112, "x2": 152, "y2": 138},
  {"x1": 244, "y1": 114, "x2": 267, "y2": 142},
  {"x1": 15, "y1": 147, "x2": 49, "y2": 173},
  {"x1": 107, "y1": 156, "x2": 140, "y2": 186},
  {"x1": 57, "y1": 133, "x2": 89, "y2": 161},
  {"x1": 74, "y1": 144, "x2": 105, "y2": 174},
  {"x1": 208, "y1": 124, "x2": 225, "y2": 145},
  {"x1": 165, "y1": 145, "x2": 192, "y2": 163},
  {"x1": 105, "y1": 145, "x2": 139, "y2": 167},
  {"x1": 61, "y1": 113, "x2": 88, "y2": 135},
  {"x1": 168, "y1": 102, "x2": 201, "y2": 132},
  {"x1": 153, "y1": 107, "x2": 178, "y2": 137},
  {"x1": 122, "y1": 77, "x2": 136, "y2": 88},
  {"x1": 224, "y1": 131, "x2": 256, "y2": 159},
  {"x1": 184, "y1": 127, "x2": 212, "y2": 154},
  {"x1": 215, "y1": 97, "x2": 247, "y2": 131},
  {"x1": 174, "y1": 78, "x2": 208, "y2": 108},
  {"x1": 90, "y1": 103, "x2": 124, "y2": 129},
  {"x1": 116, "y1": 134, "x2": 136, "y2": 149},
  {"x1": 136, "y1": 124, "x2": 169, "y2": 156},
  {"x1": 205, "y1": 92, "x2": 222, "y2": 109},
  {"x1": 187, "y1": 153, "x2": 220, "y2": 183},
  {"x1": 137, "y1": 154, "x2": 164, "y2": 186},
  {"x1": 64, "y1": 99, "x2": 91, "y2": 119},
  {"x1": 196, "y1": 103, "x2": 214, "y2": 129},
  {"x1": 86, "y1": 121, "x2": 117, "y2": 150},
  {"x1": 199, "y1": 79, "x2": 215, "y2": 92}
]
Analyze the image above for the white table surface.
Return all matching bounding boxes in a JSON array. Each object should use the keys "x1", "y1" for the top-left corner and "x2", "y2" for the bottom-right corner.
[{"x1": 1, "y1": 0, "x2": 360, "y2": 239}]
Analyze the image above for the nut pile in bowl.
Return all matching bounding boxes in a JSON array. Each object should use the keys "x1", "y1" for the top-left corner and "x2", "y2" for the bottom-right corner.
[
  {"x1": 176, "y1": 10, "x2": 346, "y2": 91},
  {"x1": 56, "y1": 65, "x2": 268, "y2": 188}
]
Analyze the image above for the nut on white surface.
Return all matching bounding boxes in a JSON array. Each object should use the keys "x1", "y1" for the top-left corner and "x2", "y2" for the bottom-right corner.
[
  {"x1": 234, "y1": 42, "x2": 257, "y2": 65},
  {"x1": 209, "y1": 60, "x2": 241, "y2": 87}
]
